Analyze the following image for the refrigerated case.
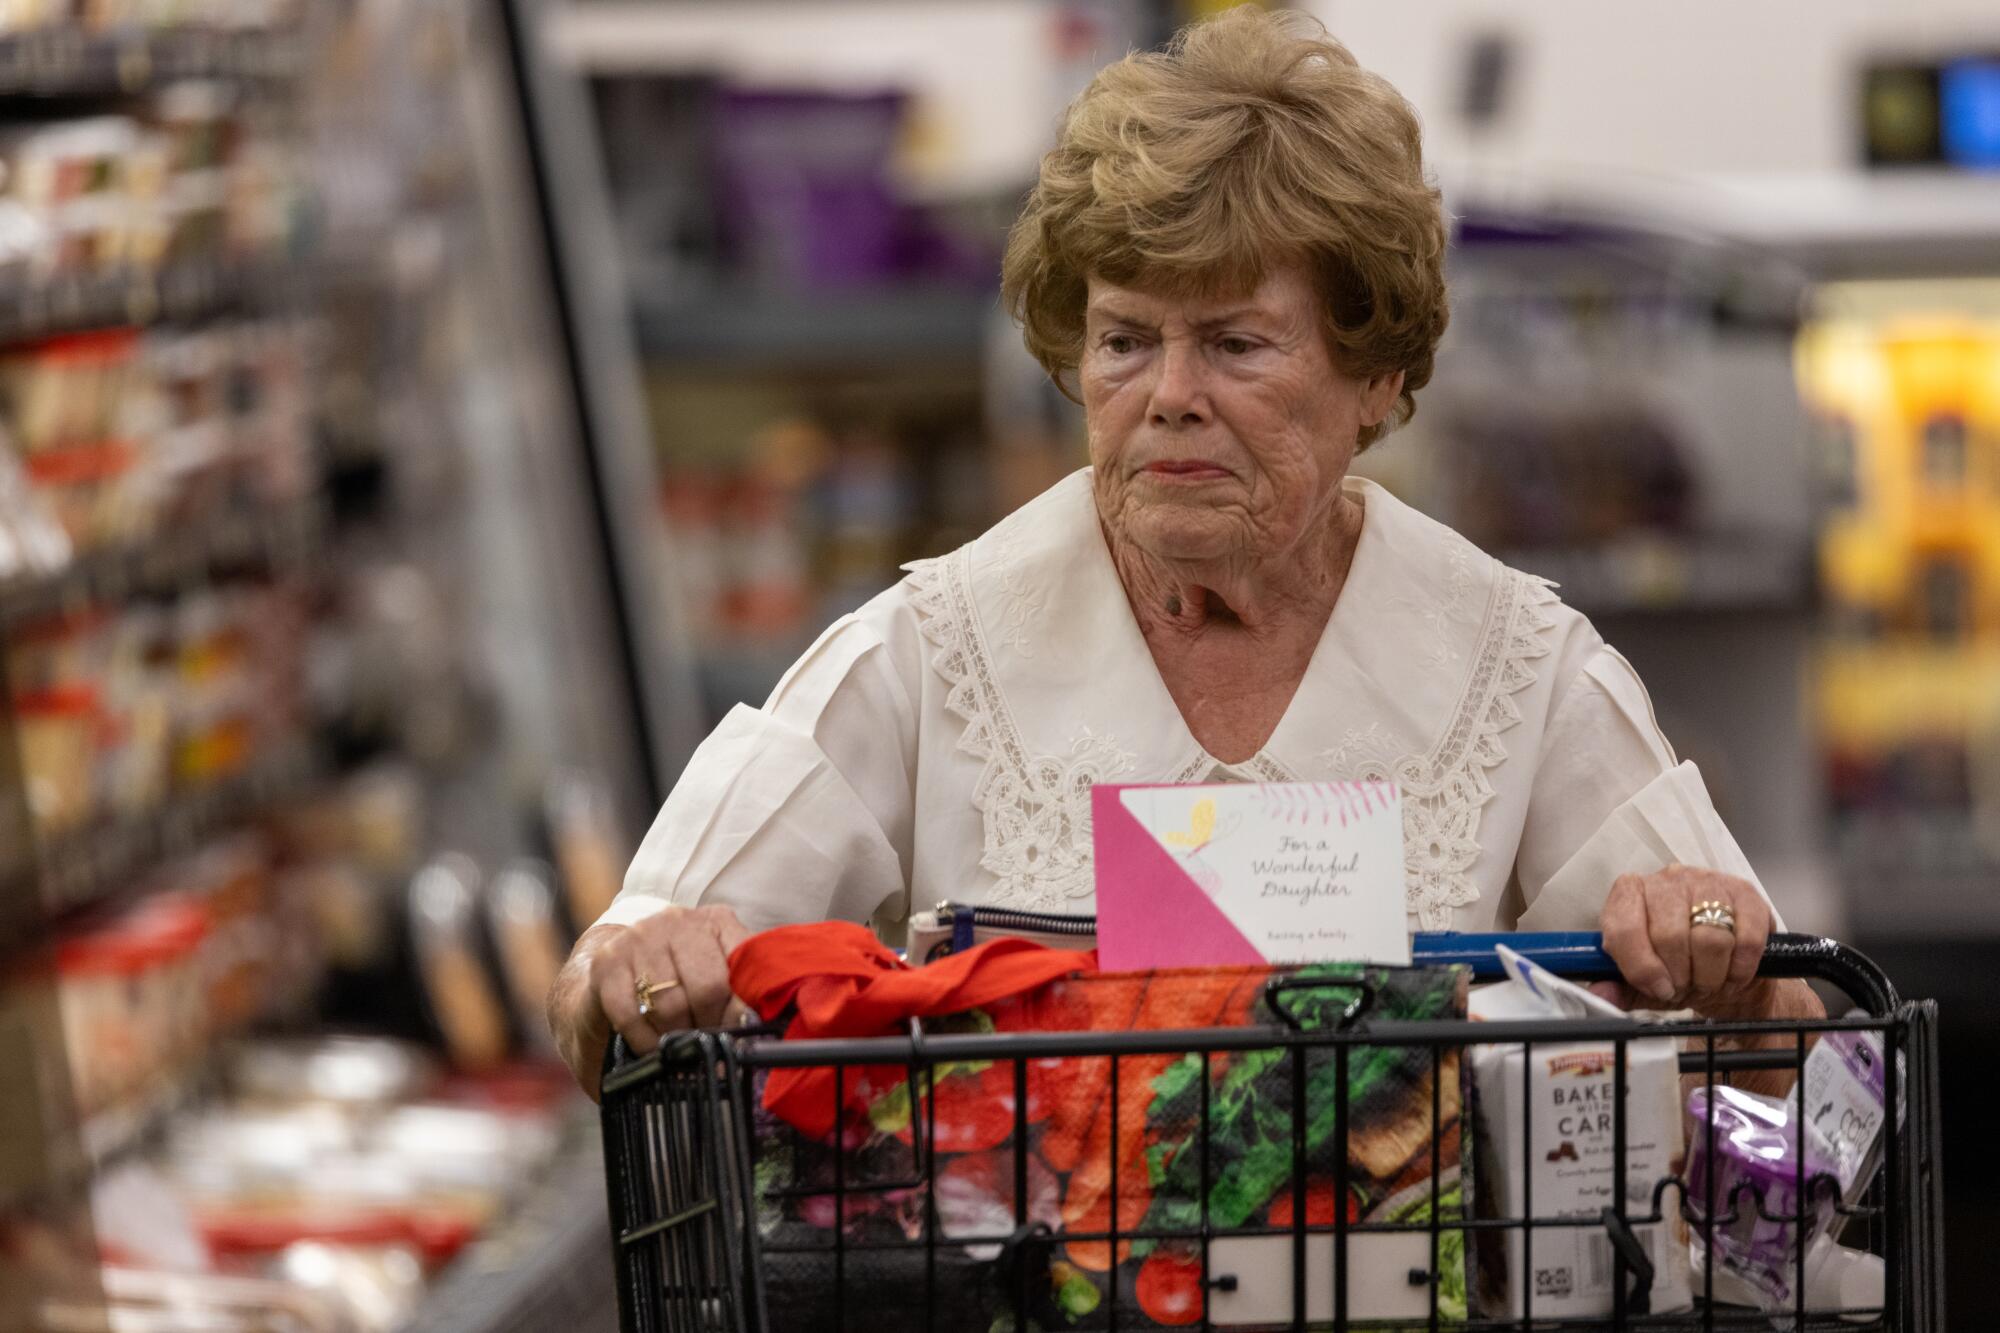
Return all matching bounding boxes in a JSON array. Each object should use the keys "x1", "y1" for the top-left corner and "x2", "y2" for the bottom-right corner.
[{"x1": 1, "y1": 1, "x2": 661, "y2": 1329}]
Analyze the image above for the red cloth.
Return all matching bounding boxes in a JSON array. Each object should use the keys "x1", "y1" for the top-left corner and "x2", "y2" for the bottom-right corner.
[{"x1": 728, "y1": 921, "x2": 1097, "y2": 1138}]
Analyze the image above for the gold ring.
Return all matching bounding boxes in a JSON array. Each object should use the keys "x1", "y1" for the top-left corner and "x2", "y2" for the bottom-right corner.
[
  {"x1": 1689, "y1": 900, "x2": 1736, "y2": 934},
  {"x1": 634, "y1": 976, "x2": 681, "y2": 1018}
]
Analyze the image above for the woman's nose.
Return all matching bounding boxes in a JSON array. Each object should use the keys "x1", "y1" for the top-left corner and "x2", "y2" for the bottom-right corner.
[{"x1": 1147, "y1": 340, "x2": 1210, "y2": 428}]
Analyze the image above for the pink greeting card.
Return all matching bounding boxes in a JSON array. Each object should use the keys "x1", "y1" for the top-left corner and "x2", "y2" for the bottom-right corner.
[{"x1": 1091, "y1": 781, "x2": 1409, "y2": 971}]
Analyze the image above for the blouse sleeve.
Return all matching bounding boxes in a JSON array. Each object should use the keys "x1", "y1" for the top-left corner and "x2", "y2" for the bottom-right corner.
[
  {"x1": 603, "y1": 611, "x2": 919, "y2": 934},
  {"x1": 1510, "y1": 644, "x2": 1780, "y2": 932}
]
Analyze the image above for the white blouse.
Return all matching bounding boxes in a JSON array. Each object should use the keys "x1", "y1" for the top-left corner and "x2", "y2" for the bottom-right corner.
[{"x1": 611, "y1": 470, "x2": 1772, "y2": 938}]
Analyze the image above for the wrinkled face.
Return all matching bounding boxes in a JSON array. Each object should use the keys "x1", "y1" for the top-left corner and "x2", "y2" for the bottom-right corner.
[{"x1": 1081, "y1": 265, "x2": 1398, "y2": 567}]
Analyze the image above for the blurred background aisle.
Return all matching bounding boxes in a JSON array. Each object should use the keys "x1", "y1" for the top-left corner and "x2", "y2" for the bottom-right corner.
[{"x1": 1, "y1": 1, "x2": 1997, "y2": 1329}]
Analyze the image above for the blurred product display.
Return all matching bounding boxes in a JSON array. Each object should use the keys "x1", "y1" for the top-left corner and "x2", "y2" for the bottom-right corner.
[
  {"x1": 580, "y1": 16, "x2": 1119, "y2": 725},
  {"x1": 0, "y1": 81, "x2": 315, "y2": 579},
  {"x1": 0, "y1": 318, "x2": 317, "y2": 617},
  {"x1": 1364, "y1": 209, "x2": 1817, "y2": 607},
  {"x1": 1801, "y1": 282, "x2": 2000, "y2": 886},
  {"x1": 2, "y1": 1, "x2": 645, "y2": 1330},
  {"x1": 0, "y1": 1, "x2": 299, "y2": 39},
  {"x1": 0, "y1": 81, "x2": 306, "y2": 280},
  {"x1": 7, "y1": 580, "x2": 307, "y2": 843}
]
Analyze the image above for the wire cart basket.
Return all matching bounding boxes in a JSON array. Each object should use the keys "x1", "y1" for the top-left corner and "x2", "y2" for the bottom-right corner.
[{"x1": 598, "y1": 931, "x2": 1943, "y2": 1332}]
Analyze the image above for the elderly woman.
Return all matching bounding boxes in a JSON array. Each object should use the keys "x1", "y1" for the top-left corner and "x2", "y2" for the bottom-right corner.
[{"x1": 550, "y1": 9, "x2": 1817, "y2": 1092}]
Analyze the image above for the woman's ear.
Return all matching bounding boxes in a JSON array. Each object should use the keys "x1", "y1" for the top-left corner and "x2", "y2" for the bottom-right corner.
[{"x1": 1359, "y1": 369, "x2": 1406, "y2": 428}]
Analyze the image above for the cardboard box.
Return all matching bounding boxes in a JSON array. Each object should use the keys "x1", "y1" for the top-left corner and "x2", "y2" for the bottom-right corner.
[{"x1": 1468, "y1": 945, "x2": 1692, "y2": 1318}]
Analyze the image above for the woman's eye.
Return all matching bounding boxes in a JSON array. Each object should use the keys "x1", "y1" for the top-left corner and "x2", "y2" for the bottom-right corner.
[
  {"x1": 1218, "y1": 336, "x2": 1256, "y2": 355},
  {"x1": 1104, "y1": 334, "x2": 1140, "y2": 355}
]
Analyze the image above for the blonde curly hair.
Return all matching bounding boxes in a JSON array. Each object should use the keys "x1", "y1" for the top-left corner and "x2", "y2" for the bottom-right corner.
[{"x1": 1002, "y1": 7, "x2": 1449, "y2": 448}]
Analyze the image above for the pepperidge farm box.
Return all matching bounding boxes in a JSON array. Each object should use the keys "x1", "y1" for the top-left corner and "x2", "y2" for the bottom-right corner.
[{"x1": 1467, "y1": 945, "x2": 1692, "y2": 1318}]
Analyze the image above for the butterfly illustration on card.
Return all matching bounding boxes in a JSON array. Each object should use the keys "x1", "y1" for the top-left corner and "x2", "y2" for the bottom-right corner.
[{"x1": 1161, "y1": 797, "x2": 1241, "y2": 895}]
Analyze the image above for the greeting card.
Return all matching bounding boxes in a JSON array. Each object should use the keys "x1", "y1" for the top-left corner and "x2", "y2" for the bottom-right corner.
[{"x1": 1092, "y1": 781, "x2": 1409, "y2": 970}]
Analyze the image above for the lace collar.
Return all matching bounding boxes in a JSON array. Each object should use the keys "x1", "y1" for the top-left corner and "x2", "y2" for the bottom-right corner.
[{"x1": 905, "y1": 469, "x2": 1557, "y2": 924}]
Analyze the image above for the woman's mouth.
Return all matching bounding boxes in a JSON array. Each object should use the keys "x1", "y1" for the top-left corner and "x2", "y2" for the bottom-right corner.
[{"x1": 1141, "y1": 460, "x2": 1231, "y2": 480}]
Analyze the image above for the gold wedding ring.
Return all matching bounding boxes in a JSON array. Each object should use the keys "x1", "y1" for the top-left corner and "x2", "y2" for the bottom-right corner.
[
  {"x1": 634, "y1": 975, "x2": 682, "y2": 1018},
  {"x1": 1689, "y1": 900, "x2": 1737, "y2": 934}
]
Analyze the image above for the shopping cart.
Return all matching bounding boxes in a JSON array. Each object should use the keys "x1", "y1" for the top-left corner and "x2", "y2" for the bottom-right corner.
[{"x1": 597, "y1": 932, "x2": 1942, "y2": 1332}]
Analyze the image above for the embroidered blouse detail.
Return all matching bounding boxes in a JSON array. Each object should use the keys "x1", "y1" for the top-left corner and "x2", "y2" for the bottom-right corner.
[
  {"x1": 910, "y1": 482, "x2": 1562, "y2": 924},
  {"x1": 908, "y1": 548, "x2": 1134, "y2": 911},
  {"x1": 990, "y1": 525, "x2": 1047, "y2": 659},
  {"x1": 1320, "y1": 564, "x2": 1560, "y2": 928},
  {"x1": 1410, "y1": 539, "x2": 1474, "y2": 671}
]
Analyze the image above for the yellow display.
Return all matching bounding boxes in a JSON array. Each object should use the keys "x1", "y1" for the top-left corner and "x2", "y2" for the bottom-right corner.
[{"x1": 1799, "y1": 292, "x2": 2000, "y2": 760}]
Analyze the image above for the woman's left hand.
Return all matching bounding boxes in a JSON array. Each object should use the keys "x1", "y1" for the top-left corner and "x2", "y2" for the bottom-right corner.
[{"x1": 1598, "y1": 864, "x2": 1776, "y2": 1018}]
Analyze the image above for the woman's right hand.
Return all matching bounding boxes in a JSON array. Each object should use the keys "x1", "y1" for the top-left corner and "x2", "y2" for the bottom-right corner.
[{"x1": 546, "y1": 900, "x2": 750, "y2": 1100}]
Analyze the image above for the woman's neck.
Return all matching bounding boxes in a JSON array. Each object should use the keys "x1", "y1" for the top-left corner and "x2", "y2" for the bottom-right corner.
[{"x1": 1110, "y1": 491, "x2": 1365, "y2": 645}]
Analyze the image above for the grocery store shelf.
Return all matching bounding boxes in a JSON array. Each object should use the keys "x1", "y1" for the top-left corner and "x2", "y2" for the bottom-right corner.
[
  {"x1": 34, "y1": 739, "x2": 320, "y2": 924},
  {"x1": 0, "y1": 255, "x2": 297, "y2": 346},
  {"x1": 1497, "y1": 537, "x2": 1817, "y2": 616},
  {"x1": 0, "y1": 25, "x2": 301, "y2": 99},
  {"x1": 0, "y1": 497, "x2": 323, "y2": 631},
  {"x1": 634, "y1": 283, "x2": 997, "y2": 368}
]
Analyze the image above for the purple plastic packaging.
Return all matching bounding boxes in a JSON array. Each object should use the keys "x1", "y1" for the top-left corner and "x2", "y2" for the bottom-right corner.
[
  {"x1": 711, "y1": 86, "x2": 909, "y2": 289},
  {"x1": 1683, "y1": 1085, "x2": 1846, "y2": 1307},
  {"x1": 707, "y1": 85, "x2": 993, "y2": 291}
]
